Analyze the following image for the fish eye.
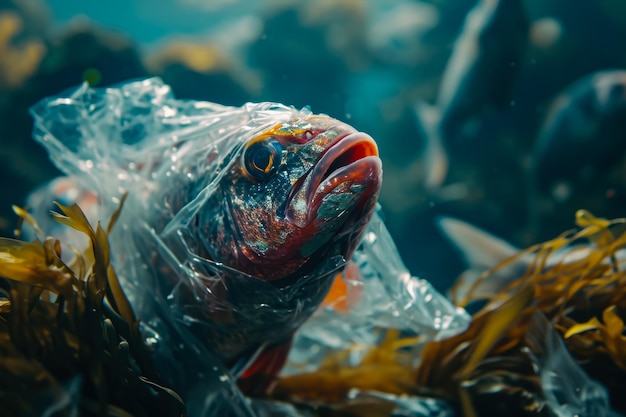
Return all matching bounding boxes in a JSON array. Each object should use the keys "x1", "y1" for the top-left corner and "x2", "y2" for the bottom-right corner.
[{"x1": 242, "y1": 137, "x2": 283, "y2": 181}]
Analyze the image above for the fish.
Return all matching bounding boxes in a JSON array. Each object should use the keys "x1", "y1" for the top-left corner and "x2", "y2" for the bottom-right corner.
[
  {"x1": 26, "y1": 78, "x2": 382, "y2": 397},
  {"x1": 437, "y1": 215, "x2": 626, "y2": 304},
  {"x1": 177, "y1": 114, "x2": 382, "y2": 284},
  {"x1": 531, "y1": 69, "x2": 626, "y2": 194},
  {"x1": 436, "y1": 216, "x2": 529, "y2": 301},
  {"x1": 414, "y1": 0, "x2": 529, "y2": 189}
]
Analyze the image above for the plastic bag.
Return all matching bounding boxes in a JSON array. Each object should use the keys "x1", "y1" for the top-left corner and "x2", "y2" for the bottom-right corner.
[
  {"x1": 28, "y1": 77, "x2": 387, "y2": 415},
  {"x1": 286, "y1": 207, "x2": 471, "y2": 374},
  {"x1": 525, "y1": 314, "x2": 621, "y2": 417},
  {"x1": 29, "y1": 77, "x2": 471, "y2": 416}
]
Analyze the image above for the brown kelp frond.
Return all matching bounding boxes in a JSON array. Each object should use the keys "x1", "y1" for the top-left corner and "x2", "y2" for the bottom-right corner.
[
  {"x1": 451, "y1": 210, "x2": 626, "y2": 308},
  {"x1": 418, "y1": 210, "x2": 626, "y2": 414},
  {"x1": 273, "y1": 211, "x2": 626, "y2": 416},
  {"x1": 563, "y1": 304, "x2": 626, "y2": 372},
  {"x1": 451, "y1": 210, "x2": 626, "y2": 362},
  {"x1": 0, "y1": 196, "x2": 185, "y2": 416}
]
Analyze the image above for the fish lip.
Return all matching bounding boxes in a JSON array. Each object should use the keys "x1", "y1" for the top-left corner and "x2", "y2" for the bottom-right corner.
[{"x1": 285, "y1": 131, "x2": 381, "y2": 227}]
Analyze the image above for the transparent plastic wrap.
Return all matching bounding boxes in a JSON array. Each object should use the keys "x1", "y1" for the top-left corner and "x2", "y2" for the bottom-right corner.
[
  {"x1": 28, "y1": 77, "x2": 386, "y2": 415},
  {"x1": 24, "y1": 78, "x2": 619, "y2": 417},
  {"x1": 275, "y1": 207, "x2": 468, "y2": 416},
  {"x1": 525, "y1": 314, "x2": 620, "y2": 417},
  {"x1": 286, "y1": 207, "x2": 471, "y2": 373}
]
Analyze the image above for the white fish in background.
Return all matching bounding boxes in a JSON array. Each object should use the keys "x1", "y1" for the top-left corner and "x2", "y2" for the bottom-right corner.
[
  {"x1": 437, "y1": 216, "x2": 626, "y2": 303},
  {"x1": 415, "y1": 0, "x2": 529, "y2": 189}
]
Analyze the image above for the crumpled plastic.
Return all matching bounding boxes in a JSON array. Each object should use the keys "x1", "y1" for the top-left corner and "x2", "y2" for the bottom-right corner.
[
  {"x1": 25, "y1": 77, "x2": 467, "y2": 416},
  {"x1": 32, "y1": 77, "x2": 323, "y2": 416},
  {"x1": 25, "y1": 77, "x2": 622, "y2": 417},
  {"x1": 286, "y1": 207, "x2": 470, "y2": 374},
  {"x1": 525, "y1": 314, "x2": 621, "y2": 417}
]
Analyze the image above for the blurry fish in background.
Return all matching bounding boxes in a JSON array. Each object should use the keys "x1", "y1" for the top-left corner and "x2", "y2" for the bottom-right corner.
[
  {"x1": 528, "y1": 70, "x2": 626, "y2": 238},
  {"x1": 531, "y1": 69, "x2": 626, "y2": 195},
  {"x1": 412, "y1": 101, "x2": 449, "y2": 191},
  {"x1": 414, "y1": 0, "x2": 529, "y2": 190},
  {"x1": 437, "y1": 216, "x2": 529, "y2": 301},
  {"x1": 437, "y1": 215, "x2": 626, "y2": 304}
]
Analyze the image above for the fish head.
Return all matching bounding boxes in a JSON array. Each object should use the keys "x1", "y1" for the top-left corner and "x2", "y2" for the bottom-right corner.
[{"x1": 196, "y1": 115, "x2": 382, "y2": 282}]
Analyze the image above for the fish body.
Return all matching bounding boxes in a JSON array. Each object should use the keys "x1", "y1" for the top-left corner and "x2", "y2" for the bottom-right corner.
[
  {"x1": 27, "y1": 78, "x2": 382, "y2": 392},
  {"x1": 414, "y1": 0, "x2": 528, "y2": 188},
  {"x1": 532, "y1": 69, "x2": 626, "y2": 193},
  {"x1": 436, "y1": 0, "x2": 528, "y2": 142}
]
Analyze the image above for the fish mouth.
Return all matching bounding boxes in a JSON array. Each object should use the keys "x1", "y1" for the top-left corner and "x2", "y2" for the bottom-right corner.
[{"x1": 285, "y1": 131, "x2": 382, "y2": 228}]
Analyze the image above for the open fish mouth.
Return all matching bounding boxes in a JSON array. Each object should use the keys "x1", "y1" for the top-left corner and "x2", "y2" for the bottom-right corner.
[{"x1": 285, "y1": 131, "x2": 382, "y2": 228}]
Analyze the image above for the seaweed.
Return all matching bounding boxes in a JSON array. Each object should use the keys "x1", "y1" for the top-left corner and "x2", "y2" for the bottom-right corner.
[
  {"x1": 271, "y1": 210, "x2": 626, "y2": 416},
  {"x1": 2, "y1": 197, "x2": 624, "y2": 416},
  {"x1": 0, "y1": 196, "x2": 184, "y2": 417}
]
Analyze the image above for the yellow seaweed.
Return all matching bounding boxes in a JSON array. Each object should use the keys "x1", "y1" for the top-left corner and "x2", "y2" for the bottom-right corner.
[
  {"x1": 0, "y1": 196, "x2": 184, "y2": 416},
  {"x1": 274, "y1": 211, "x2": 626, "y2": 416},
  {"x1": 273, "y1": 329, "x2": 421, "y2": 405},
  {"x1": 565, "y1": 305, "x2": 626, "y2": 371}
]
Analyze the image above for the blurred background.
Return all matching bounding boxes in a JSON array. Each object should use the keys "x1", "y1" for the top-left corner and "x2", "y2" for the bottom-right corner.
[{"x1": 2, "y1": 0, "x2": 626, "y2": 292}]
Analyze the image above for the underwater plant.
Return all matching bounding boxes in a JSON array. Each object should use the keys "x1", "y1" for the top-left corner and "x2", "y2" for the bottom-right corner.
[
  {"x1": 0, "y1": 197, "x2": 185, "y2": 416},
  {"x1": 270, "y1": 211, "x2": 626, "y2": 417},
  {"x1": 2, "y1": 174, "x2": 624, "y2": 417}
]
